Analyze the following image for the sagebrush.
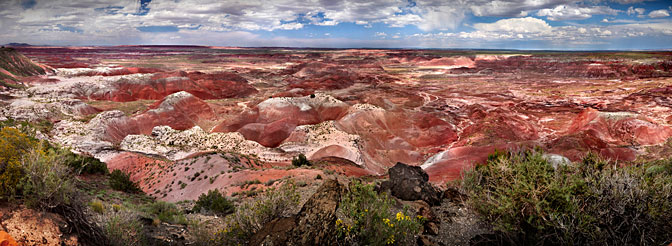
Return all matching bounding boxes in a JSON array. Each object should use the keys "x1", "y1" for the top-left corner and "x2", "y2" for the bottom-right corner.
[
  {"x1": 213, "y1": 180, "x2": 300, "y2": 245},
  {"x1": 462, "y1": 150, "x2": 672, "y2": 245}
]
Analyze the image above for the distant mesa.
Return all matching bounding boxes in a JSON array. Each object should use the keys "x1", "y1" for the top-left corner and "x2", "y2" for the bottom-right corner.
[{"x1": 3, "y1": 43, "x2": 32, "y2": 47}]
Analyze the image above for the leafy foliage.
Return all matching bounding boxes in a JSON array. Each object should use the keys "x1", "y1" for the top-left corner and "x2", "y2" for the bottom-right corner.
[
  {"x1": 0, "y1": 127, "x2": 76, "y2": 209},
  {"x1": 0, "y1": 118, "x2": 52, "y2": 135},
  {"x1": 462, "y1": 150, "x2": 672, "y2": 245},
  {"x1": 336, "y1": 180, "x2": 424, "y2": 245},
  {"x1": 0, "y1": 127, "x2": 36, "y2": 199},
  {"x1": 213, "y1": 181, "x2": 300, "y2": 245},
  {"x1": 109, "y1": 169, "x2": 142, "y2": 193},
  {"x1": 103, "y1": 209, "x2": 145, "y2": 246},
  {"x1": 142, "y1": 201, "x2": 188, "y2": 225},
  {"x1": 193, "y1": 189, "x2": 234, "y2": 215},
  {"x1": 292, "y1": 153, "x2": 311, "y2": 167},
  {"x1": 20, "y1": 147, "x2": 76, "y2": 209},
  {"x1": 90, "y1": 200, "x2": 105, "y2": 214},
  {"x1": 65, "y1": 152, "x2": 108, "y2": 175}
]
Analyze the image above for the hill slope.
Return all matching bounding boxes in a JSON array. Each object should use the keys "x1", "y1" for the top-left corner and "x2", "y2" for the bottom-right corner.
[{"x1": 0, "y1": 47, "x2": 52, "y2": 88}]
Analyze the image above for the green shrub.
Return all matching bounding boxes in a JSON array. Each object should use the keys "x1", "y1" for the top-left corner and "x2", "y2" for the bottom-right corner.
[
  {"x1": 20, "y1": 147, "x2": 76, "y2": 209},
  {"x1": 292, "y1": 153, "x2": 311, "y2": 167},
  {"x1": 90, "y1": 200, "x2": 105, "y2": 214},
  {"x1": 193, "y1": 189, "x2": 234, "y2": 215},
  {"x1": 103, "y1": 209, "x2": 145, "y2": 246},
  {"x1": 109, "y1": 169, "x2": 142, "y2": 193},
  {"x1": 462, "y1": 150, "x2": 672, "y2": 245},
  {"x1": 213, "y1": 181, "x2": 300, "y2": 244},
  {"x1": 143, "y1": 201, "x2": 187, "y2": 225},
  {"x1": 0, "y1": 119, "x2": 48, "y2": 137},
  {"x1": 336, "y1": 180, "x2": 424, "y2": 245},
  {"x1": 64, "y1": 152, "x2": 108, "y2": 175},
  {"x1": 1, "y1": 126, "x2": 80, "y2": 209},
  {"x1": 0, "y1": 127, "x2": 37, "y2": 199}
]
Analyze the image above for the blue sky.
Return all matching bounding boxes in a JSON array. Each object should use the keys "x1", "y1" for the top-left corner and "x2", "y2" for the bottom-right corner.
[{"x1": 0, "y1": 0, "x2": 671, "y2": 50}]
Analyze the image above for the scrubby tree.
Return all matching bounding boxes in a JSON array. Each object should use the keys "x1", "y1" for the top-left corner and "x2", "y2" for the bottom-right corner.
[
  {"x1": 109, "y1": 170, "x2": 142, "y2": 193},
  {"x1": 292, "y1": 153, "x2": 311, "y2": 167},
  {"x1": 193, "y1": 189, "x2": 234, "y2": 215}
]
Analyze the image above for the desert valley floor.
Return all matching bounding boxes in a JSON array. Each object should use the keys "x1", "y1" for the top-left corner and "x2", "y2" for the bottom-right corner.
[{"x1": 2, "y1": 46, "x2": 672, "y2": 202}]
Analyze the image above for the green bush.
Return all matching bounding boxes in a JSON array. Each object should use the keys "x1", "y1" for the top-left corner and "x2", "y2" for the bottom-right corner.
[
  {"x1": 462, "y1": 150, "x2": 672, "y2": 245},
  {"x1": 0, "y1": 119, "x2": 48, "y2": 137},
  {"x1": 143, "y1": 201, "x2": 187, "y2": 225},
  {"x1": 292, "y1": 153, "x2": 311, "y2": 167},
  {"x1": 214, "y1": 181, "x2": 300, "y2": 244},
  {"x1": 64, "y1": 152, "x2": 108, "y2": 175},
  {"x1": 1, "y1": 126, "x2": 81, "y2": 210},
  {"x1": 0, "y1": 127, "x2": 36, "y2": 199},
  {"x1": 193, "y1": 189, "x2": 234, "y2": 215},
  {"x1": 109, "y1": 169, "x2": 142, "y2": 193},
  {"x1": 20, "y1": 147, "x2": 76, "y2": 209},
  {"x1": 336, "y1": 180, "x2": 424, "y2": 245},
  {"x1": 90, "y1": 200, "x2": 105, "y2": 214},
  {"x1": 103, "y1": 209, "x2": 145, "y2": 246}
]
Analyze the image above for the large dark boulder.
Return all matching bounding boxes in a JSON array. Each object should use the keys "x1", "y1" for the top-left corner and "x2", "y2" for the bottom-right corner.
[
  {"x1": 250, "y1": 179, "x2": 344, "y2": 246},
  {"x1": 386, "y1": 162, "x2": 442, "y2": 206}
]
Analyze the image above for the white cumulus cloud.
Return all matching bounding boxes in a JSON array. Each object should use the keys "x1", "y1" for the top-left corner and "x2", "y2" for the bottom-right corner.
[
  {"x1": 648, "y1": 9, "x2": 670, "y2": 18},
  {"x1": 473, "y1": 17, "x2": 552, "y2": 33},
  {"x1": 627, "y1": 7, "x2": 646, "y2": 15},
  {"x1": 537, "y1": 5, "x2": 620, "y2": 21}
]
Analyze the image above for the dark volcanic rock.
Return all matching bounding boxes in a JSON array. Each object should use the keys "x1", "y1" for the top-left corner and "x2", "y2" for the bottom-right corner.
[
  {"x1": 250, "y1": 179, "x2": 344, "y2": 246},
  {"x1": 386, "y1": 162, "x2": 442, "y2": 206}
]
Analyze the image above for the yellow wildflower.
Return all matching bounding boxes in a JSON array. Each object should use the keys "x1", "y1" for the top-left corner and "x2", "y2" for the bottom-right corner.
[
  {"x1": 386, "y1": 235, "x2": 395, "y2": 245},
  {"x1": 396, "y1": 212, "x2": 404, "y2": 221}
]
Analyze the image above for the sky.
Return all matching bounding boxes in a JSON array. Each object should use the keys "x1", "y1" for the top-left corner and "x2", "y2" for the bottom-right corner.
[{"x1": 0, "y1": 0, "x2": 671, "y2": 50}]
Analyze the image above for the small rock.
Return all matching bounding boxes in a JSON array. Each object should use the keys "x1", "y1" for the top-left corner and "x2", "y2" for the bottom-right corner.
[
  {"x1": 542, "y1": 153, "x2": 571, "y2": 170},
  {"x1": 417, "y1": 235, "x2": 436, "y2": 246},
  {"x1": 424, "y1": 222, "x2": 440, "y2": 235},
  {"x1": 387, "y1": 162, "x2": 442, "y2": 206},
  {"x1": 443, "y1": 187, "x2": 467, "y2": 202}
]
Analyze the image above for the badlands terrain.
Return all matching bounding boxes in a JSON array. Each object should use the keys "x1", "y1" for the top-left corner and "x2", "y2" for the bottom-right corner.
[
  {"x1": 1, "y1": 45, "x2": 672, "y2": 245},
  {"x1": 3, "y1": 46, "x2": 672, "y2": 194}
]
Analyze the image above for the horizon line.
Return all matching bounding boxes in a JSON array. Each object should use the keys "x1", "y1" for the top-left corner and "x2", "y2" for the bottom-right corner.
[{"x1": 4, "y1": 43, "x2": 672, "y2": 52}]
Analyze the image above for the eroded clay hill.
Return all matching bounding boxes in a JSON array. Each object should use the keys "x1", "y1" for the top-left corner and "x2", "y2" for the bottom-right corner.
[
  {"x1": 0, "y1": 47, "x2": 53, "y2": 88},
  {"x1": 3, "y1": 46, "x2": 672, "y2": 201}
]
